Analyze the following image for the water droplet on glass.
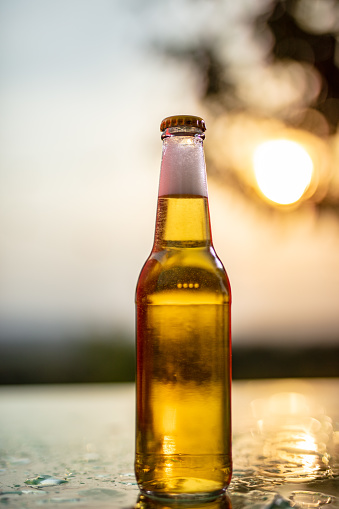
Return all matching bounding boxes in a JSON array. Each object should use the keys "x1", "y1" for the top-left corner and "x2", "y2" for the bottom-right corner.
[
  {"x1": 0, "y1": 491, "x2": 22, "y2": 496},
  {"x1": 230, "y1": 491, "x2": 294, "y2": 509},
  {"x1": 21, "y1": 489, "x2": 47, "y2": 495},
  {"x1": 289, "y1": 491, "x2": 332, "y2": 508},
  {"x1": 8, "y1": 457, "x2": 31, "y2": 465},
  {"x1": 83, "y1": 452, "x2": 100, "y2": 462},
  {"x1": 119, "y1": 473, "x2": 135, "y2": 480},
  {"x1": 24, "y1": 475, "x2": 68, "y2": 487},
  {"x1": 49, "y1": 497, "x2": 81, "y2": 503},
  {"x1": 118, "y1": 472, "x2": 137, "y2": 486},
  {"x1": 78, "y1": 488, "x2": 121, "y2": 499}
]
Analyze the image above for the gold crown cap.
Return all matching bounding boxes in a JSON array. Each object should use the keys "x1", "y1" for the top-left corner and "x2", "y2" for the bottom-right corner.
[{"x1": 160, "y1": 115, "x2": 206, "y2": 132}]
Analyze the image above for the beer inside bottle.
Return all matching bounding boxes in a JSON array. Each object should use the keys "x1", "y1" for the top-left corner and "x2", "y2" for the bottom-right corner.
[{"x1": 135, "y1": 115, "x2": 232, "y2": 501}]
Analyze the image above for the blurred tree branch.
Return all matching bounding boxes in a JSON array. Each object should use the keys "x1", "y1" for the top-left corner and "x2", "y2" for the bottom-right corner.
[
  {"x1": 158, "y1": 0, "x2": 339, "y2": 216},
  {"x1": 267, "y1": 0, "x2": 339, "y2": 133}
]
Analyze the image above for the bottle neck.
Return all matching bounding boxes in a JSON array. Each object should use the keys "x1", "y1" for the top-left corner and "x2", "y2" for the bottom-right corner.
[
  {"x1": 158, "y1": 134, "x2": 208, "y2": 198},
  {"x1": 153, "y1": 133, "x2": 212, "y2": 250}
]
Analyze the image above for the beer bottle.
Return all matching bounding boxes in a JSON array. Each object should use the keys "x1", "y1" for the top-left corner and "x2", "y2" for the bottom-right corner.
[
  {"x1": 135, "y1": 492, "x2": 232, "y2": 509},
  {"x1": 135, "y1": 115, "x2": 232, "y2": 501}
]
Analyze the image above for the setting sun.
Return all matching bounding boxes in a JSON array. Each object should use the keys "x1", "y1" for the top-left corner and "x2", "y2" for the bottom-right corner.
[{"x1": 253, "y1": 139, "x2": 314, "y2": 205}]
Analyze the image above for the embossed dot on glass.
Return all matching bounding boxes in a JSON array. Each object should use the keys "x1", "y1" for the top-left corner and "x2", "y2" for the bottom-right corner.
[{"x1": 135, "y1": 115, "x2": 232, "y2": 501}]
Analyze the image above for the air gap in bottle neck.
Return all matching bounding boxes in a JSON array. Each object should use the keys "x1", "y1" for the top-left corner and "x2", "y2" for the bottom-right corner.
[
  {"x1": 154, "y1": 115, "x2": 212, "y2": 249},
  {"x1": 158, "y1": 115, "x2": 208, "y2": 198}
]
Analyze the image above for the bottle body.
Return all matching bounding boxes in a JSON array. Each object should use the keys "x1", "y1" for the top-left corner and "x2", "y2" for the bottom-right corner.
[{"x1": 135, "y1": 118, "x2": 231, "y2": 500}]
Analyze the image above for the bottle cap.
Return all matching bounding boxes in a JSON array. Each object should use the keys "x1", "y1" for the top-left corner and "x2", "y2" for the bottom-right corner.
[{"x1": 160, "y1": 115, "x2": 206, "y2": 132}]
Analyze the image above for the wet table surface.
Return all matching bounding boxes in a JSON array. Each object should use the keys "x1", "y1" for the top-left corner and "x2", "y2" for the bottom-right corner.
[{"x1": 0, "y1": 378, "x2": 338, "y2": 509}]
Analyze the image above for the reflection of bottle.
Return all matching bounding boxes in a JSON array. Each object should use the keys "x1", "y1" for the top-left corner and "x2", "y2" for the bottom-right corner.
[
  {"x1": 135, "y1": 115, "x2": 232, "y2": 501},
  {"x1": 135, "y1": 493, "x2": 232, "y2": 509}
]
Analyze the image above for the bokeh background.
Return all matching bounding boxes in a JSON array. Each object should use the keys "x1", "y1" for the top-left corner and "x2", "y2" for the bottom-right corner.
[{"x1": 1, "y1": 0, "x2": 339, "y2": 383}]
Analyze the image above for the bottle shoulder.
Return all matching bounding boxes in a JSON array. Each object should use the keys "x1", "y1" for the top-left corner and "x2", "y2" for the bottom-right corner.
[{"x1": 136, "y1": 246, "x2": 231, "y2": 305}]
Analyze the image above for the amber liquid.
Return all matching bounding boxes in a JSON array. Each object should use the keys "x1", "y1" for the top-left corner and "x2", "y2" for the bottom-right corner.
[{"x1": 135, "y1": 195, "x2": 232, "y2": 500}]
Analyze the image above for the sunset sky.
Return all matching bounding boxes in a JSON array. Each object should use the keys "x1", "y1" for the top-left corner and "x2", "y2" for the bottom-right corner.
[{"x1": 1, "y1": 0, "x2": 338, "y2": 347}]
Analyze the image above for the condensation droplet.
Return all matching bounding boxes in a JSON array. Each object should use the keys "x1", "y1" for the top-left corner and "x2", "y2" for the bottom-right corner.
[{"x1": 24, "y1": 475, "x2": 68, "y2": 487}]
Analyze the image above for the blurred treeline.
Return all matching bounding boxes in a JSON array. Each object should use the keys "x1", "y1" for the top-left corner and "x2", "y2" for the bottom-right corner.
[{"x1": 0, "y1": 335, "x2": 338, "y2": 384}]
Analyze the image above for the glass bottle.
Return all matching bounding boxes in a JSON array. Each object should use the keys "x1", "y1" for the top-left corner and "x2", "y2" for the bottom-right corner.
[
  {"x1": 135, "y1": 492, "x2": 232, "y2": 509},
  {"x1": 135, "y1": 115, "x2": 232, "y2": 501}
]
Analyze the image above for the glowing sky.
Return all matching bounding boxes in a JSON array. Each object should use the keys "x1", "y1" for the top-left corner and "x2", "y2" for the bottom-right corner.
[{"x1": 1, "y1": 0, "x2": 339, "y2": 345}]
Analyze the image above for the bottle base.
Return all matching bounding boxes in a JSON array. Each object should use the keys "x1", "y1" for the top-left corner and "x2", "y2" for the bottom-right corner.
[{"x1": 138, "y1": 477, "x2": 227, "y2": 502}]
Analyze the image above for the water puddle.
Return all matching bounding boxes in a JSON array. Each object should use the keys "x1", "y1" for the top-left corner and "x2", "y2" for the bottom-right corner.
[
  {"x1": 1, "y1": 384, "x2": 338, "y2": 509},
  {"x1": 233, "y1": 392, "x2": 336, "y2": 485},
  {"x1": 229, "y1": 391, "x2": 339, "y2": 508},
  {"x1": 8, "y1": 456, "x2": 31, "y2": 465}
]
